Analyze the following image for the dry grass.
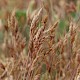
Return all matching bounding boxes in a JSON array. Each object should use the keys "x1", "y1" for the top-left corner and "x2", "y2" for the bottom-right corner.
[{"x1": 0, "y1": 0, "x2": 80, "y2": 80}]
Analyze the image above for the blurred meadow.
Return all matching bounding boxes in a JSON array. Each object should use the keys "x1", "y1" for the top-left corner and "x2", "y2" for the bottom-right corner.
[{"x1": 0, "y1": 0, "x2": 80, "y2": 80}]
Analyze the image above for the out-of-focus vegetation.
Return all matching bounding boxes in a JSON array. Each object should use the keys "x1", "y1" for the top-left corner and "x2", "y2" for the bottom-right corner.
[{"x1": 0, "y1": 0, "x2": 80, "y2": 80}]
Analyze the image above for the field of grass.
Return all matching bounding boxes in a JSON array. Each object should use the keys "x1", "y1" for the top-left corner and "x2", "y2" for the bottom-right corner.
[{"x1": 0, "y1": 0, "x2": 80, "y2": 80}]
